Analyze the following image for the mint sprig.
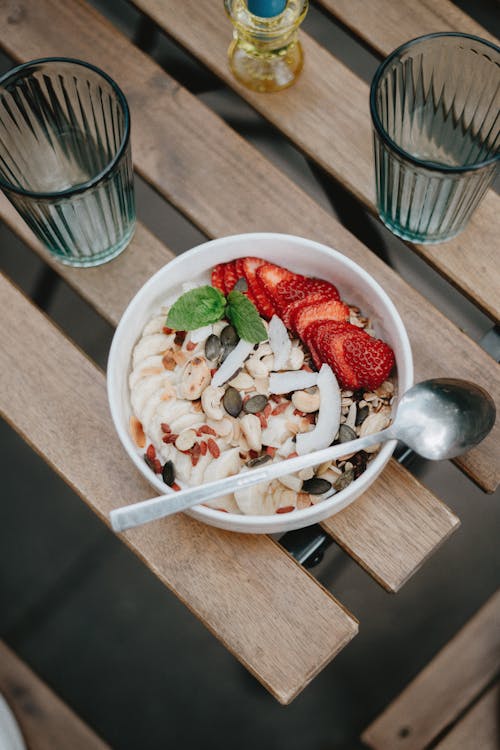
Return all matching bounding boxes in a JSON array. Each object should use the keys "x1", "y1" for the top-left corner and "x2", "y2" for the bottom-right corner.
[
  {"x1": 226, "y1": 291, "x2": 267, "y2": 343},
  {"x1": 165, "y1": 284, "x2": 267, "y2": 343},
  {"x1": 166, "y1": 286, "x2": 226, "y2": 330}
]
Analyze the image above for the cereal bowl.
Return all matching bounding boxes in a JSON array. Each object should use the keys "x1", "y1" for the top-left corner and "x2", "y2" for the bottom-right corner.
[{"x1": 107, "y1": 233, "x2": 413, "y2": 533}]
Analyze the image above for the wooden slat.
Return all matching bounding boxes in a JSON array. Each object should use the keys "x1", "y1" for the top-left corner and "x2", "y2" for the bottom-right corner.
[
  {"x1": 0, "y1": 274, "x2": 358, "y2": 704},
  {"x1": 130, "y1": 0, "x2": 500, "y2": 323},
  {"x1": 0, "y1": 0, "x2": 497, "y2": 492},
  {"x1": 321, "y1": 461, "x2": 458, "y2": 592},
  {"x1": 435, "y1": 683, "x2": 500, "y2": 750},
  {"x1": 0, "y1": 642, "x2": 109, "y2": 750},
  {"x1": 317, "y1": 0, "x2": 499, "y2": 58},
  {"x1": 0, "y1": 197, "x2": 459, "y2": 595},
  {"x1": 362, "y1": 590, "x2": 500, "y2": 749}
]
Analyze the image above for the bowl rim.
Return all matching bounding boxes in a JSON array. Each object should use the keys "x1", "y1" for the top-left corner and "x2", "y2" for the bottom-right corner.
[{"x1": 107, "y1": 232, "x2": 414, "y2": 532}]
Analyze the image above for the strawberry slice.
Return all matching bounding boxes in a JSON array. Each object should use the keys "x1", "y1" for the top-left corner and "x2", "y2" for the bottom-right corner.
[
  {"x1": 223, "y1": 261, "x2": 239, "y2": 293},
  {"x1": 302, "y1": 319, "x2": 335, "y2": 370},
  {"x1": 285, "y1": 290, "x2": 344, "y2": 330},
  {"x1": 256, "y1": 262, "x2": 297, "y2": 312},
  {"x1": 294, "y1": 299, "x2": 350, "y2": 338},
  {"x1": 211, "y1": 263, "x2": 226, "y2": 294},
  {"x1": 239, "y1": 257, "x2": 276, "y2": 319},
  {"x1": 312, "y1": 321, "x2": 361, "y2": 388},
  {"x1": 343, "y1": 334, "x2": 395, "y2": 390},
  {"x1": 276, "y1": 277, "x2": 340, "y2": 309},
  {"x1": 308, "y1": 320, "x2": 395, "y2": 389}
]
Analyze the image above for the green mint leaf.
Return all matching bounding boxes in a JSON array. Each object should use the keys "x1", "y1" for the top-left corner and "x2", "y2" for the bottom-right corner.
[
  {"x1": 226, "y1": 291, "x2": 268, "y2": 343},
  {"x1": 166, "y1": 286, "x2": 226, "y2": 330}
]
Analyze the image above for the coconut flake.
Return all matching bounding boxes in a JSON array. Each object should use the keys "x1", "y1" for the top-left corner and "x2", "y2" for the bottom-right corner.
[
  {"x1": 296, "y1": 364, "x2": 341, "y2": 455},
  {"x1": 190, "y1": 324, "x2": 213, "y2": 344},
  {"x1": 268, "y1": 315, "x2": 291, "y2": 371},
  {"x1": 211, "y1": 339, "x2": 254, "y2": 387},
  {"x1": 269, "y1": 370, "x2": 319, "y2": 394}
]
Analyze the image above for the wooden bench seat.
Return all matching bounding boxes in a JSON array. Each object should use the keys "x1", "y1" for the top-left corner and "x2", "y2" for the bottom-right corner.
[
  {"x1": 0, "y1": 642, "x2": 109, "y2": 749},
  {"x1": 130, "y1": 0, "x2": 500, "y2": 323},
  {"x1": 0, "y1": 0, "x2": 498, "y2": 495},
  {"x1": 362, "y1": 589, "x2": 500, "y2": 749}
]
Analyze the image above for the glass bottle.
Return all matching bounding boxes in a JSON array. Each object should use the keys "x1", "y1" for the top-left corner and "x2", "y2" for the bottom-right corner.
[{"x1": 224, "y1": 0, "x2": 309, "y2": 93}]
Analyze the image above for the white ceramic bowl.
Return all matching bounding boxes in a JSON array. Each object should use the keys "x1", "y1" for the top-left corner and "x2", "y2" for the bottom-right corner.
[{"x1": 108, "y1": 233, "x2": 413, "y2": 533}]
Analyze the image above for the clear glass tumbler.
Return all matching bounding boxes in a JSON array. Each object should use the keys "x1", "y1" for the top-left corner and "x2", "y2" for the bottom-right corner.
[
  {"x1": 0, "y1": 58, "x2": 135, "y2": 266},
  {"x1": 370, "y1": 33, "x2": 500, "y2": 244}
]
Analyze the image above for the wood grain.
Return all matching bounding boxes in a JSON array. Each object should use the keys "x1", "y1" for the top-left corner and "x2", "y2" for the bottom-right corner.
[
  {"x1": 321, "y1": 461, "x2": 459, "y2": 592},
  {"x1": 0, "y1": 0, "x2": 497, "y2": 491},
  {"x1": 1, "y1": 194, "x2": 459, "y2": 593},
  {"x1": 435, "y1": 683, "x2": 500, "y2": 750},
  {"x1": 130, "y1": 0, "x2": 500, "y2": 323},
  {"x1": 0, "y1": 274, "x2": 358, "y2": 704},
  {"x1": 0, "y1": 642, "x2": 109, "y2": 750},
  {"x1": 362, "y1": 590, "x2": 500, "y2": 749},
  {"x1": 317, "y1": 0, "x2": 499, "y2": 57}
]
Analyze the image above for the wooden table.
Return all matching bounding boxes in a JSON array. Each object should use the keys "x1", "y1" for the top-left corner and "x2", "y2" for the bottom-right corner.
[{"x1": 0, "y1": 0, "x2": 498, "y2": 707}]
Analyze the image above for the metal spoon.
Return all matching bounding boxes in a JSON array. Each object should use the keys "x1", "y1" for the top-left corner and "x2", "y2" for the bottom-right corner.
[{"x1": 110, "y1": 378, "x2": 495, "y2": 532}]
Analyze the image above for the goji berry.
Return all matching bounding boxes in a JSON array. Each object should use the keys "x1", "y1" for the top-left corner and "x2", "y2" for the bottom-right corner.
[
  {"x1": 199, "y1": 440, "x2": 207, "y2": 456},
  {"x1": 198, "y1": 425, "x2": 217, "y2": 436},
  {"x1": 207, "y1": 438, "x2": 220, "y2": 458}
]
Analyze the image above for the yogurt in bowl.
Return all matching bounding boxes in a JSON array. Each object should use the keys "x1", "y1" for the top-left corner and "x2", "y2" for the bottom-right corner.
[{"x1": 107, "y1": 233, "x2": 413, "y2": 534}]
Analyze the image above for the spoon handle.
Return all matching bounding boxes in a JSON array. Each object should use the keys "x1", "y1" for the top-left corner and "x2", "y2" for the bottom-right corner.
[{"x1": 111, "y1": 427, "x2": 396, "y2": 532}]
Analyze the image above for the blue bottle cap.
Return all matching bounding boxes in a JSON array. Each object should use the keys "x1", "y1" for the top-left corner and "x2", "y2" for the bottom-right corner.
[{"x1": 247, "y1": 0, "x2": 287, "y2": 18}]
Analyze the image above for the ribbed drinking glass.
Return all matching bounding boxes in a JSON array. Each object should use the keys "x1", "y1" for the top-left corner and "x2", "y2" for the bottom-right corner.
[
  {"x1": 370, "y1": 34, "x2": 500, "y2": 244},
  {"x1": 0, "y1": 58, "x2": 135, "y2": 266}
]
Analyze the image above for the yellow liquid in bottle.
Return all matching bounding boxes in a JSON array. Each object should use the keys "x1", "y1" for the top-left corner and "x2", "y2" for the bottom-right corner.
[{"x1": 225, "y1": 0, "x2": 308, "y2": 93}]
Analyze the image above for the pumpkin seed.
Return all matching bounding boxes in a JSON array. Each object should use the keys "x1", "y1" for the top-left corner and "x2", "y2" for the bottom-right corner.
[
  {"x1": 339, "y1": 424, "x2": 357, "y2": 443},
  {"x1": 234, "y1": 277, "x2": 248, "y2": 292},
  {"x1": 244, "y1": 394, "x2": 268, "y2": 414},
  {"x1": 334, "y1": 469, "x2": 354, "y2": 491},
  {"x1": 302, "y1": 477, "x2": 332, "y2": 495},
  {"x1": 220, "y1": 324, "x2": 238, "y2": 348},
  {"x1": 355, "y1": 405, "x2": 369, "y2": 426},
  {"x1": 162, "y1": 460, "x2": 175, "y2": 486},
  {"x1": 246, "y1": 454, "x2": 272, "y2": 468},
  {"x1": 223, "y1": 386, "x2": 242, "y2": 417},
  {"x1": 205, "y1": 334, "x2": 221, "y2": 361}
]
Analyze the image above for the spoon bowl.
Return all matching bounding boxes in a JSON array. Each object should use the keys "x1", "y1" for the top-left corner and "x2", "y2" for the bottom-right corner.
[
  {"x1": 392, "y1": 378, "x2": 496, "y2": 460},
  {"x1": 110, "y1": 378, "x2": 495, "y2": 532}
]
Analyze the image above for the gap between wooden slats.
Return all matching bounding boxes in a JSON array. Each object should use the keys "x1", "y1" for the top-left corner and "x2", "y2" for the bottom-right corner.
[
  {"x1": 0, "y1": 274, "x2": 358, "y2": 704},
  {"x1": 362, "y1": 590, "x2": 500, "y2": 749},
  {"x1": 0, "y1": 642, "x2": 110, "y2": 750},
  {"x1": 129, "y1": 0, "x2": 500, "y2": 323},
  {"x1": 0, "y1": 0, "x2": 497, "y2": 490},
  {"x1": 0, "y1": 192, "x2": 460, "y2": 592}
]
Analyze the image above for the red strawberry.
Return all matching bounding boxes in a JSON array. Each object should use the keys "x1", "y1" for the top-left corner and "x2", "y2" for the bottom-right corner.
[
  {"x1": 276, "y1": 277, "x2": 340, "y2": 309},
  {"x1": 343, "y1": 334, "x2": 395, "y2": 390},
  {"x1": 239, "y1": 257, "x2": 276, "y2": 319},
  {"x1": 302, "y1": 319, "x2": 333, "y2": 370},
  {"x1": 211, "y1": 263, "x2": 226, "y2": 294},
  {"x1": 283, "y1": 290, "x2": 337, "y2": 329},
  {"x1": 223, "y1": 261, "x2": 239, "y2": 293},
  {"x1": 312, "y1": 321, "x2": 362, "y2": 387},
  {"x1": 309, "y1": 320, "x2": 395, "y2": 389},
  {"x1": 256, "y1": 262, "x2": 297, "y2": 313},
  {"x1": 294, "y1": 299, "x2": 350, "y2": 338},
  {"x1": 232, "y1": 257, "x2": 259, "y2": 307}
]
